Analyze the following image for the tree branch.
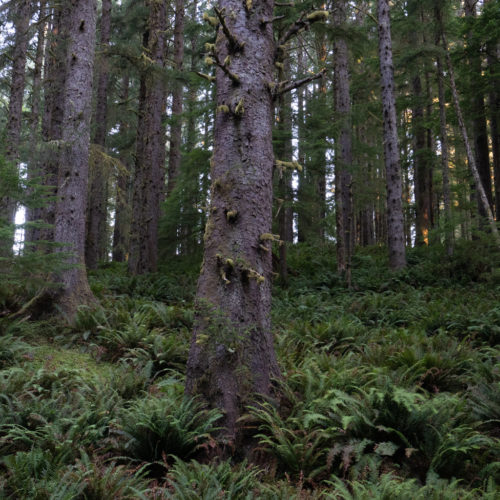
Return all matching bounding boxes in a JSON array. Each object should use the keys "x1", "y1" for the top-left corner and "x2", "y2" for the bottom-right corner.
[
  {"x1": 214, "y1": 7, "x2": 244, "y2": 51},
  {"x1": 278, "y1": 10, "x2": 329, "y2": 47},
  {"x1": 273, "y1": 69, "x2": 325, "y2": 97}
]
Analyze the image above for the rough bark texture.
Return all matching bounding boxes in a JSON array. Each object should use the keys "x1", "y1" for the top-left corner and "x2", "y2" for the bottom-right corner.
[
  {"x1": 377, "y1": 0, "x2": 406, "y2": 269},
  {"x1": 128, "y1": 1, "x2": 168, "y2": 274},
  {"x1": 86, "y1": 0, "x2": 112, "y2": 269},
  {"x1": 464, "y1": 0, "x2": 494, "y2": 221},
  {"x1": 53, "y1": 0, "x2": 97, "y2": 317},
  {"x1": 166, "y1": 0, "x2": 185, "y2": 197},
  {"x1": 186, "y1": 0, "x2": 280, "y2": 446},
  {"x1": 31, "y1": 3, "x2": 69, "y2": 247},
  {"x1": 333, "y1": 0, "x2": 354, "y2": 280},
  {"x1": 1, "y1": 0, "x2": 31, "y2": 254}
]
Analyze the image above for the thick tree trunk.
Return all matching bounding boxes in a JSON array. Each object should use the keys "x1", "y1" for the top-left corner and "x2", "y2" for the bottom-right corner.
[
  {"x1": 333, "y1": 0, "x2": 354, "y2": 281},
  {"x1": 377, "y1": 0, "x2": 406, "y2": 269},
  {"x1": 186, "y1": 0, "x2": 280, "y2": 445},
  {"x1": 128, "y1": 1, "x2": 168, "y2": 275},
  {"x1": 53, "y1": 0, "x2": 97, "y2": 317},
  {"x1": 31, "y1": 3, "x2": 69, "y2": 248},
  {"x1": 86, "y1": 0, "x2": 112, "y2": 269},
  {"x1": 1, "y1": 0, "x2": 31, "y2": 255}
]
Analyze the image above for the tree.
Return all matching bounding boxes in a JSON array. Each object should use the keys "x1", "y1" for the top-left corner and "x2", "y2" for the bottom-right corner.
[
  {"x1": 128, "y1": 0, "x2": 168, "y2": 275},
  {"x1": 377, "y1": 0, "x2": 406, "y2": 269},
  {"x1": 333, "y1": 0, "x2": 354, "y2": 281},
  {"x1": 185, "y1": 0, "x2": 280, "y2": 445},
  {"x1": 52, "y1": 0, "x2": 97, "y2": 317},
  {"x1": 86, "y1": 0, "x2": 112, "y2": 269},
  {"x1": 1, "y1": 0, "x2": 32, "y2": 255}
]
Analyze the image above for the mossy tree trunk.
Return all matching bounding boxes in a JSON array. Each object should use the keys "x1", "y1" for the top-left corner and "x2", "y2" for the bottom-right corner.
[{"x1": 186, "y1": 0, "x2": 280, "y2": 446}]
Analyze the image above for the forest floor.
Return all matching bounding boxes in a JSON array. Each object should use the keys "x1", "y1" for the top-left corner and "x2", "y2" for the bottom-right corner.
[{"x1": 0, "y1": 242, "x2": 499, "y2": 498}]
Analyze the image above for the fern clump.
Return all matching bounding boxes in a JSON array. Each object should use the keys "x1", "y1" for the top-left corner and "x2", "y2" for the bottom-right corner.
[{"x1": 118, "y1": 388, "x2": 221, "y2": 464}]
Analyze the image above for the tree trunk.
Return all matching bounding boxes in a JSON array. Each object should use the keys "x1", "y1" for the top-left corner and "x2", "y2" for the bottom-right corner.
[
  {"x1": 31, "y1": 2, "x2": 70, "y2": 248},
  {"x1": 488, "y1": 43, "x2": 500, "y2": 219},
  {"x1": 275, "y1": 50, "x2": 294, "y2": 286},
  {"x1": 377, "y1": 0, "x2": 406, "y2": 269},
  {"x1": 1, "y1": 0, "x2": 31, "y2": 255},
  {"x1": 86, "y1": 0, "x2": 112, "y2": 269},
  {"x1": 464, "y1": 0, "x2": 494, "y2": 222},
  {"x1": 333, "y1": 0, "x2": 354, "y2": 282},
  {"x1": 53, "y1": 0, "x2": 97, "y2": 318},
  {"x1": 112, "y1": 76, "x2": 132, "y2": 263},
  {"x1": 128, "y1": 1, "x2": 168, "y2": 275},
  {"x1": 412, "y1": 73, "x2": 432, "y2": 246},
  {"x1": 438, "y1": 12, "x2": 500, "y2": 246},
  {"x1": 166, "y1": 0, "x2": 185, "y2": 197},
  {"x1": 186, "y1": 0, "x2": 280, "y2": 446}
]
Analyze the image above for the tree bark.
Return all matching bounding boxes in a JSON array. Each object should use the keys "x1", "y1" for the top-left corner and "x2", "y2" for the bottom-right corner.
[
  {"x1": 186, "y1": 0, "x2": 280, "y2": 446},
  {"x1": 377, "y1": 0, "x2": 406, "y2": 269},
  {"x1": 1, "y1": 0, "x2": 32, "y2": 255},
  {"x1": 128, "y1": 1, "x2": 168, "y2": 275},
  {"x1": 166, "y1": 0, "x2": 185, "y2": 197},
  {"x1": 488, "y1": 42, "x2": 500, "y2": 219},
  {"x1": 86, "y1": 0, "x2": 112, "y2": 269},
  {"x1": 333, "y1": 0, "x2": 354, "y2": 282},
  {"x1": 53, "y1": 0, "x2": 97, "y2": 318}
]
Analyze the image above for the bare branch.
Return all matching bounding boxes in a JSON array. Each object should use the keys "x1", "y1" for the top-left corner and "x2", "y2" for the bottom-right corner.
[{"x1": 273, "y1": 69, "x2": 326, "y2": 98}]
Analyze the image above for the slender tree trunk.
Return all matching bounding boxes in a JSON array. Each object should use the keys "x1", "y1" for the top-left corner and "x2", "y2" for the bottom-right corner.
[
  {"x1": 1, "y1": 0, "x2": 31, "y2": 255},
  {"x1": 436, "y1": 46, "x2": 453, "y2": 254},
  {"x1": 86, "y1": 0, "x2": 112, "y2": 269},
  {"x1": 128, "y1": 1, "x2": 168, "y2": 275},
  {"x1": 25, "y1": 0, "x2": 48, "y2": 245},
  {"x1": 377, "y1": 0, "x2": 406, "y2": 269},
  {"x1": 53, "y1": 0, "x2": 97, "y2": 318},
  {"x1": 166, "y1": 0, "x2": 185, "y2": 197},
  {"x1": 112, "y1": 76, "x2": 132, "y2": 263},
  {"x1": 333, "y1": 0, "x2": 354, "y2": 282},
  {"x1": 438, "y1": 14, "x2": 500, "y2": 246},
  {"x1": 186, "y1": 0, "x2": 280, "y2": 445}
]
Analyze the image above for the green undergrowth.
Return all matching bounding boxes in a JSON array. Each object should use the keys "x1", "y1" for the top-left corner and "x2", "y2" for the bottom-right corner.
[{"x1": 0, "y1": 242, "x2": 499, "y2": 498}]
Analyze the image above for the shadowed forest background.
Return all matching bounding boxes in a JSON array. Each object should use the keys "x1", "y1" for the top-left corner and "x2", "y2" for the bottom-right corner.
[{"x1": 0, "y1": 0, "x2": 499, "y2": 497}]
